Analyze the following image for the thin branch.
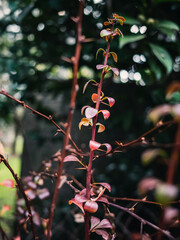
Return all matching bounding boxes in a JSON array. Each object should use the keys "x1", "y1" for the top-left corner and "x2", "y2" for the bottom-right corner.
[
  {"x1": 109, "y1": 202, "x2": 175, "y2": 240},
  {"x1": 0, "y1": 155, "x2": 37, "y2": 240},
  {"x1": 46, "y1": 1, "x2": 85, "y2": 239},
  {"x1": 0, "y1": 223, "x2": 10, "y2": 240},
  {"x1": 0, "y1": 90, "x2": 80, "y2": 153}
]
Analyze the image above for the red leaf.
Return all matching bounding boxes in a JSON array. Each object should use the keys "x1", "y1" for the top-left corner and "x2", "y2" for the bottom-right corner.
[
  {"x1": 89, "y1": 140, "x2": 101, "y2": 151},
  {"x1": 96, "y1": 64, "x2": 106, "y2": 70},
  {"x1": 69, "y1": 198, "x2": 85, "y2": 214},
  {"x1": 25, "y1": 189, "x2": 36, "y2": 200},
  {"x1": 84, "y1": 200, "x2": 98, "y2": 213},
  {"x1": 90, "y1": 216, "x2": 101, "y2": 231},
  {"x1": 75, "y1": 194, "x2": 87, "y2": 203},
  {"x1": 0, "y1": 205, "x2": 11, "y2": 217},
  {"x1": 96, "y1": 197, "x2": 109, "y2": 204},
  {"x1": 85, "y1": 107, "x2": 98, "y2": 119},
  {"x1": 0, "y1": 179, "x2": 14, "y2": 188},
  {"x1": 101, "y1": 110, "x2": 110, "y2": 120},
  {"x1": 64, "y1": 155, "x2": 80, "y2": 162},
  {"x1": 95, "y1": 230, "x2": 109, "y2": 240},
  {"x1": 94, "y1": 182, "x2": 111, "y2": 192},
  {"x1": 96, "y1": 219, "x2": 113, "y2": 229},
  {"x1": 102, "y1": 143, "x2": 112, "y2": 154},
  {"x1": 107, "y1": 97, "x2": 115, "y2": 107}
]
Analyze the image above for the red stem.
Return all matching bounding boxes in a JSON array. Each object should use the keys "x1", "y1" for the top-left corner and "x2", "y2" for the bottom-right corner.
[
  {"x1": 85, "y1": 30, "x2": 113, "y2": 240},
  {"x1": 167, "y1": 123, "x2": 180, "y2": 184},
  {"x1": 46, "y1": 1, "x2": 85, "y2": 239}
]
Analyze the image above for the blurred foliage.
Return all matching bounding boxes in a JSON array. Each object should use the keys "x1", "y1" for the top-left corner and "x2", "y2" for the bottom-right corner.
[{"x1": 0, "y1": 0, "x2": 180, "y2": 239}]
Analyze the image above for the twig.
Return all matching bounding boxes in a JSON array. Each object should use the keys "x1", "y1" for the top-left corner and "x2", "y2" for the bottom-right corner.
[
  {"x1": 0, "y1": 155, "x2": 37, "y2": 240},
  {"x1": 46, "y1": 1, "x2": 85, "y2": 239},
  {"x1": 0, "y1": 223, "x2": 10, "y2": 240},
  {"x1": 0, "y1": 90, "x2": 80, "y2": 153},
  {"x1": 109, "y1": 202, "x2": 175, "y2": 240}
]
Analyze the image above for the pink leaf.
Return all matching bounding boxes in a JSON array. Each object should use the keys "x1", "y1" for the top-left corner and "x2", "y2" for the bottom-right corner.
[
  {"x1": 101, "y1": 110, "x2": 110, "y2": 120},
  {"x1": 0, "y1": 179, "x2": 14, "y2": 188},
  {"x1": 111, "y1": 67, "x2": 119, "y2": 76},
  {"x1": 96, "y1": 64, "x2": 106, "y2": 70},
  {"x1": 107, "y1": 97, "x2": 115, "y2": 107},
  {"x1": 100, "y1": 29, "x2": 113, "y2": 38},
  {"x1": 85, "y1": 107, "x2": 98, "y2": 119},
  {"x1": 89, "y1": 140, "x2": 101, "y2": 151},
  {"x1": 25, "y1": 189, "x2": 36, "y2": 200},
  {"x1": 64, "y1": 155, "x2": 80, "y2": 162},
  {"x1": 96, "y1": 219, "x2": 113, "y2": 229},
  {"x1": 69, "y1": 198, "x2": 85, "y2": 214},
  {"x1": 75, "y1": 194, "x2": 87, "y2": 203},
  {"x1": 95, "y1": 182, "x2": 111, "y2": 192},
  {"x1": 90, "y1": 216, "x2": 101, "y2": 231},
  {"x1": 37, "y1": 188, "x2": 50, "y2": 200},
  {"x1": 96, "y1": 197, "x2": 109, "y2": 204},
  {"x1": 95, "y1": 230, "x2": 109, "y2": 240},
  {"x1": 102, "y1": 143, "x2": 112, "y2": 154}
]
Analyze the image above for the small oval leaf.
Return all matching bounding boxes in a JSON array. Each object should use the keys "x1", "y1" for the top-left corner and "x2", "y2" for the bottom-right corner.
[
  {"x1": 85, "y1": 107, "x2": 98, "y2": 119},
  {"x1": 100, "y1": 29, "x2": 113, "y2": 38},
  {"x1": 89, "y1": 140, "x2": 101, "y2": 151},
  {"x1": 96, "y1": 123, "x2": 105, "y2": 133},
  {"x1": 102, "y1": 143, "x2": 112, "y2": 154},
  {"x1": 100, "y1": 110, "x2": 110, "y2": 120},
  {"x1": 64, "y1": 155, "x2": 80, "y2": 162}
]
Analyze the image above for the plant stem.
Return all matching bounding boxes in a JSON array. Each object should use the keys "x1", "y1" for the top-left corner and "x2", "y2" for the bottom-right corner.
[
  {"x1": 1, "y1": 155, "x2": 37, "y2": 240},
  {"x1": 167, "y1": 123, "x2": 180, "y2": 184},
  {"x1": 85, "y1": 35, "x2": 112, "y2": 240},
  {"x1": 109, "y1": 202, "x2": 175, "y2": 240},
  {"x1": 46, "y1": 1, "x2": 84, "y2": 239}
]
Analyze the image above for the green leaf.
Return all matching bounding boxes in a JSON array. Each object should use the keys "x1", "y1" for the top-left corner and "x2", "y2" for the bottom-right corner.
[
  {"x1": 141, "y1": 149, "x2": 167, "y2": 165},
  {"x1": 166, "y1": 92, "x2": 180, "y2": 104},
  {"x1": 156, "y1": 20, "x2": 179, "y2": 31},
  {"x1": 149, "y1": 43, "x2": 173, "y2": 74},
  {"x1": 96, "y1": 48, "x2": 105, "y2": 59},
  {"x1": 119, "y1": 34, "x2": 146, "y2": 48},
  {"x1": 149, "y1": 59, "x2": 162, "y2": 80}
]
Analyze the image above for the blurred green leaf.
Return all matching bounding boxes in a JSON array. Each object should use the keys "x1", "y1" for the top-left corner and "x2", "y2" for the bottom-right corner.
[
  {"x1": 156, "y1": 20, "x2": 179, "y2": 31},
  {"x1": 119, "y1": 34, "x2": 146, "y2": 48},
  {"x1": 166, "y1": 92, "x2": 180, "y2": 103},
  {"x1": 149, "y1": 43, "x2": 173, "y2": 74},
  {"x1": 155, "y1": 183, "x2": 178, "y2": 204}
]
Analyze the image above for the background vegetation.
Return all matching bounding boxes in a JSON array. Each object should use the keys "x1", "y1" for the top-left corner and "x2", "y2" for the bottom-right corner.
[{"x1": 0, "y1": 0, "x2": 180, "y2": 239}]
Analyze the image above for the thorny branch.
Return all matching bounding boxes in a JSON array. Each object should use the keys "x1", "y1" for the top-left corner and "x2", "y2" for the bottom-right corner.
[
  {"x1": 46, "y1": 0, "x2": 85, "y2": 239},
  {"x1": 109, "y1": 202, "x2": 176, "y2": 240},
  {"x1": 0, "y1": 90, "x2": 81, "y2": 154},
  {"x1": 0, "y1": 155, "x2": 37, "y2": 240}
]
